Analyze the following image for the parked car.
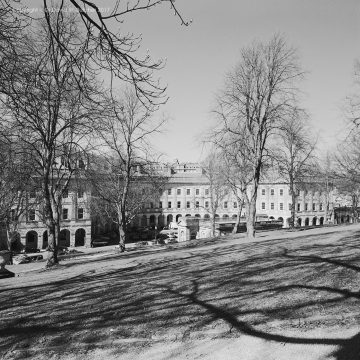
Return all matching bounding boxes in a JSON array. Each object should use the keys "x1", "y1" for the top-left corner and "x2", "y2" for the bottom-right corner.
[
  {"x1": 91, "y1": 238, "x2": 110, "y2": 247},
  {"x1": 23, "y1": 247, "x2": 41, "y2": 254}
]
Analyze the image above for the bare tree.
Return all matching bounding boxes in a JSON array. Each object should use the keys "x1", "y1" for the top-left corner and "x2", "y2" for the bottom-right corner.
[
  {"x1": 0, "y1": 13, "x2": 102, "y2": 266},
  {"x1": 5, "y1": 0, "x2": 189, "y2": 107},
  {"x1": 88, "y1": 90, "x2": 166, "y2": 252},
  {"x1": 273, "y1": 110, "x2": 317, "y2": 227},
  {"x1": 333, "y1": 134, "x2": 360, "y2": 223},
  {"x1": 0, "y1": 136, "x2": 38, "y2": 254},
  {"x1": 201, "y1": 152, "x2": 229, "y2": 236},
  {"x1": 214, "y1": 35, "x2": 304, "y2": 238}
]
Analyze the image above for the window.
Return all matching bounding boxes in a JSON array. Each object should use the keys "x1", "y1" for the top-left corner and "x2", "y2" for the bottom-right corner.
[
  {"x1": 168, "y1": 201, "x2": 172, "y2": 209},
  {"x1": 77, "y1": 208, "x2": 84, "y2": 219},
  {"x1": 77, "y1": 188, "x2": 84, "y2": 198},
  {"x1": 233, "y1": 202, "x2": 238, "y2": 208},
  {"x1": 62, "y1": 189, "x2": 68, "y2": 198},
  {"x1": 297, "y1": 203, "x2": 301, "y2": 211},
  {"x1": 62, "y1": 208, "x2": 68, "y2": 220},
  {"x1": 312, "y1": 203, "x2": 316, "y2": 211},
  {"x1": 196, "y1": 188, "x2": 200, "y2": 195},
  {"x1": 78, "y1": 159, "x2": 85, "y2": 169},
  {"x1": 159, "y1": 201, "x2": 162, "y2": 208},
  {"x1": 205, "y1": 201, "x2": 209, "y2": 208},
  {"x1": 177, "y1": 201, "x2": 181, "y2": 209},
  {"x1": 29, "y1": 209, "x2": 35, "y2": 221},
  {"x1": 305, "y1": 203, "x2": 308, "y2": 211},
  {"x1": 177, "y1": 188, "x2": 181, "y2": 195},
  {"x1": 280, "y1": 203, "x2": 284, "y2": 210},
  {"x1": 270, "y1": 189, "x2": 274, "y2": 195},
  {"x1": 168, "y1": 189, "x2": 172, "y2": 195},
  {"x1": 261, "y1": 189, "x2": 266, "y2": 195},
  {"x1": 288, "y1": 203, "x2": 292, "y2": 211},
  {"x1": 186, "y1": 201, "x2": 190, "y2": 209},
  {"x1": 270, "y1": 203, "x2": 274, "y2": 210},
  {"x1": 320, "y1": 203, "x2": 323, "y2": 211},
  {"x1": 261, "y1": 202, "x2": 266, "y2": 210},
  {"x1": 186, "y1": 188, "x2": 190, "y2": 195},
  {"x1": 280, "y1": 189, "x2": 283, "y2": 196},
  {"x1": 205, "y1": 188, "x2": 209, "y2": 196},
  {"x1": 224, "y1": 201, "x2": 228, "y2": 209},
  {"x1": 195, "y1": 201, "x2": 199, "y2": 208}
]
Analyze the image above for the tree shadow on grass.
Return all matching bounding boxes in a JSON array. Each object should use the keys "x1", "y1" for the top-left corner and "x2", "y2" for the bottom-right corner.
[{"x1": 1, "y1": 228, "x2": 360, "y2": 359}]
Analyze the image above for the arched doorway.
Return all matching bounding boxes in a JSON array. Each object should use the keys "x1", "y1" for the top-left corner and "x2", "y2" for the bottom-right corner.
[
  {"x1": 158, "y1": 215, "x2": 165, "y2": 227},
  {"x1": 26, "y1": 231, "x2": 38, "y2": 250},
  {"x1": 312, "y1": 217, "x2": 317, "y2": 226},
  {"x1": 10, "y1": 232, "x2": 21, "y2": 252},
  {"x1": 149, "y1": 215, "x2": 156, "y2": 226},
  {"x1": 195, "y1": 214, "x2": 201, "y2": 218},
  {"x1": 305, "y1": 218, "x2": 309, "y2": 226},
  {"x1": 320, "y1": 217, "x2": 324, "y2": 225},
  {"x1": 42, "y1": 230, "x2": 48, "y2": 249},
  {"x1": 59, "y1": 229, "x2": 70, "y2": 247},
  {"x1": 176, "y1": 214, "x2": 182, "y2": 222},
  {"x1": 75, "y1": 228, "x2": 85, "y2": 247},
  {"x1": 167, "y1": 214, "x2": 173, "y2": 224},
  {"x1": 232, "y1": 214, "x2": 237, "y2": 219},
  {"x1": 297, "y1": 218, "x2": 302, "y2": 227},
  {"x1": 185, "y1": 214, "x2": 191, "y2": 217}
]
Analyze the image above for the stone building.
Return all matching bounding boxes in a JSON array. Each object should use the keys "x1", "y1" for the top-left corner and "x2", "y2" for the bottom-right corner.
[
  {"x1": 133, "y1": 163, "x2": 334, "y2": 229},
  {"x1": 3, "y1": 161, "x2": 343, "y2": 251}
]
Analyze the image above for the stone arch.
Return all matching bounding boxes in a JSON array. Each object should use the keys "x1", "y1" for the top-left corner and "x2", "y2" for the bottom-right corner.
[
  {"x1": 278, "y1": 217, "x2": 283, "y2": 222},
  {"x1": 195, "y1": 214, "x2": 201, "y2": 218},
  {"x1": 10, "y1": 231, "x2": 22, "y2": 252},
  {"x1": 59, "y1": 229, "x2": 70, "y2": 247},
  {"x1": 167, "y1": 214, "x2": 173, "y2": 224},
  {"x1": 75, "y1": 228, "x2": 86, "y2": 247},
  {"x1": 185, "y1": 214, "x2": 191, "y2": 217},
  {"x1": 204, "y1": 214, "x2": 210, "y2": 219},
  {"x1": 232, "y1": 214, "x2": 237, "y2": 219},
  {"x1": 176, "y1": 214, "x2": 182, "y2": 222},
  {"x1": 297, "y1": 218, "x2": 302, "y2": 227},
  {"x1": 346, "y1": 215, "x2": 350, "y2": 223},
  {"x1": 158, "y1": 215, "x2": 165, "y2": 227},
  {"x1": 222, "y1": 214, "x2": 229, "y2": 219},
  {"x1": 26, "y1": 230, "x2": 38, "y2": 250},
  {"x1": 269, "y1": 216, "x2": 275, "y2": 220},
  {"x1": 42, "y1": 230, "x2": 48, "y2": 249},
  {"x1": 305, "y1": 218, "x2": 309, "y2": 226},
  {"x1": 215, "y1": 214, "x2": 220, "y2": 218},
  {"x1": 149, "y1": 215, "x2": 156, "y2": 226},
  {"x1": 312, "y1": 217, "x2": 317, "y2": 226},
  {"x1": 320, "y1": 217, "x2": 324, "y2": 225},
  {"x1": 141, "y1": 215, "x2": 147, "y2": 227},
  {"x1": 190, "y1": 231, "x2": 197, "y2": 240}
]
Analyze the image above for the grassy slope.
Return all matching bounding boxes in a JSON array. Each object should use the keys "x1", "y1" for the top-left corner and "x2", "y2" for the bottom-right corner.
[{"x1": 1, "y1": 225, "x2": 360, "y2": 360}]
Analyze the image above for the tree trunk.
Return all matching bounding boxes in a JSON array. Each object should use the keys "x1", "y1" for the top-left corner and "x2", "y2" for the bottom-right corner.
[
  {"x1": 246, "y1": 198, "x2": 256, "y2": 239},
  {"x1": 118, "y1": 211, "x2": 127, "y2": 252},
  {"x1": 211, "y1": 216, "x2": 216, "y2": 237},
  {"x1": 46, "y1": 220, "x2": 58, "y2": 267},
  {"x1": 232, "y1": 198, "x2": 243, "y2": 234}
]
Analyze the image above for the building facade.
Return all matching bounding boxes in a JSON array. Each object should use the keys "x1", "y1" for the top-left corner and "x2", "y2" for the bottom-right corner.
[{"x1": 7, "y1": 162, "x2": 344, "y2": 251}]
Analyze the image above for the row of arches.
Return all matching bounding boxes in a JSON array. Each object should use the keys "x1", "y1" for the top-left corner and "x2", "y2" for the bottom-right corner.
[{"x1": 24, "y1": 228, "x2": 86, "y2": 250}]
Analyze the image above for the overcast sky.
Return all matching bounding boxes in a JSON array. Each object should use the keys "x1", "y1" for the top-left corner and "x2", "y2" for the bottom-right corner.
[{"x1": 120, "y1": 0, "x2": 360, "y2": 163}]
